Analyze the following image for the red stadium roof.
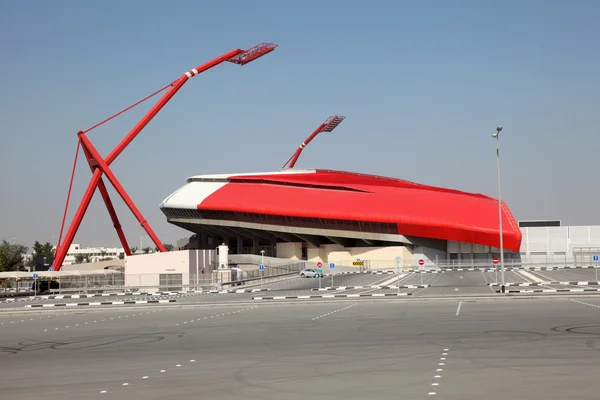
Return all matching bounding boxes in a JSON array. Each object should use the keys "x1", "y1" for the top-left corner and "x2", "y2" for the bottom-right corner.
[{"x1": 165, "y1": 169, "x2": 521, "y2": 252}]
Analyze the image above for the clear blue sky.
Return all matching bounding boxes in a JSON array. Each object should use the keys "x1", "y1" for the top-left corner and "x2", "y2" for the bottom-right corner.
[{"x1": 1, "y1": 0, "x2": 599, "y2": 250}]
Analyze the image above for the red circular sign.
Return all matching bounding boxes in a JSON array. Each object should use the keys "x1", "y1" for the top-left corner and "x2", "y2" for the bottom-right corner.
[
  {"x1": 493, "y1": 257, "x2": 499, "y2": 264},
  {"x1": 418, "y1": 259, "x2": 425, "y2": 266},
  {"x1": 317, "y1": 262, "x2": 323, "y2": 268}
]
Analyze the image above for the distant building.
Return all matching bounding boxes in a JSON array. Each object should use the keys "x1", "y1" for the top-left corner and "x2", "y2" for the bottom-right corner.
[{"x1": 62, "y1": 244, "x2": 126, "y2": 266}]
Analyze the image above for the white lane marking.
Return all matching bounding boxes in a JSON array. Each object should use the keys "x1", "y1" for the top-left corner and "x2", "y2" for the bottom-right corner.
[
  {"x1": 456, "y1": 301, "x2": 462, "y2": 316},
  {"x1": 100, "y1": 390, "x2": 107, "y2": 393},
  {"x1": 571, "y1": 299, "x2": 600, "y2": 308},
  {"x1": 312, "y1": 303, "x2": 357, "y2": 320},
  {"x1": 429, "y1": 348, "x2": 449, "y2": 396},
  {"x1": 516, "y1": 270, "x2": 565, "y2": 290}
]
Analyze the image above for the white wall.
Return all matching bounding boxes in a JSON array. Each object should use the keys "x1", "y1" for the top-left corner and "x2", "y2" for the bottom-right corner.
[
  {"x1": 124, "y1": 249, "x2": 216, "y2": 290},
  {"x1": 276, "y1": 242, "x2": 303, "y2": 260},
  {"x1": 411, "y1": 246, "x2": 448, "y2": 267},
  {"x1": 316, "y1": 246, "x2": 411, "y2": 269},
  {"x1": 448, "y1": 225, "x2": 600, "y2": 264}
]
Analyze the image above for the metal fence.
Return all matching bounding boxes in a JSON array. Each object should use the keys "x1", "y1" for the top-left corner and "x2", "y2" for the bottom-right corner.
[{"x1": 332, "y1": 256, "x2": 597, "y2": 271}]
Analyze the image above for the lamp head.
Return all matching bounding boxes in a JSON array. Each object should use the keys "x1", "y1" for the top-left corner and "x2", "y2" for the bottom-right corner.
[{"x1": 492, "y1": 125, "x2": 503, "y2": 138}]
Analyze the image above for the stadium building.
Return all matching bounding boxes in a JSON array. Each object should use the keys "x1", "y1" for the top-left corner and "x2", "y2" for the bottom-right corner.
[{"x1": 159, "y1": 168, "x2": 522, "y2": 267}]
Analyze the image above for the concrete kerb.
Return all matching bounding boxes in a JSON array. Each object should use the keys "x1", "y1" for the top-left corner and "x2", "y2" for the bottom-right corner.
[{"x1": 3, "y1": 292, "x2": 600, "y2": 316}]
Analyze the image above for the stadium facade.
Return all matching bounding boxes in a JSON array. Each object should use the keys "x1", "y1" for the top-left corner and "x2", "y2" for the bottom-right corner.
[{"x1": 160, "y1": 169, "x2": 523, "y2": 267}]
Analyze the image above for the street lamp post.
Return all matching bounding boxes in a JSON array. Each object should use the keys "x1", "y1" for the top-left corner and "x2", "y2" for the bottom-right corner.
[
  {"x1": 492, "y1": 125, "x2": 506, "y2": 293},
  {"x1": 260, "y1": 249, "x2": 265, "y2": 289}
]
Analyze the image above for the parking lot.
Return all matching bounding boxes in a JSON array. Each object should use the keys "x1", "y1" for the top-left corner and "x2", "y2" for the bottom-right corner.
[{"x1": 2, "y1": 294, "x2": 600, "y2": 399}]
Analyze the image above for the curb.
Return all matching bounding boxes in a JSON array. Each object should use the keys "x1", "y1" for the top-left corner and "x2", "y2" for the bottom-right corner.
[
  {"x1": 253, "y1": 293, "x2": 412, "y2": 300},
  {"x1": 488, "y1": 281, "x2": 600, "y2": 287},
  {"x1": 25, "y1": 299, "x2": 177, "y2": 308},
  {"x1": 311, "y1": 285, "x2": 429, "y2": 291},
  {"x1": 495, "y1": 288, "x2": 600, "y2": 294}
]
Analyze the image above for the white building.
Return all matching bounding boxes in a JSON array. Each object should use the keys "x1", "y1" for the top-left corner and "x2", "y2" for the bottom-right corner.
[
  {"x1": 63, "y1": 244, "x2": 126, "y2": 266},
  {"x1": 448, "y1": 221, "x2": 600, "y2": 266}
]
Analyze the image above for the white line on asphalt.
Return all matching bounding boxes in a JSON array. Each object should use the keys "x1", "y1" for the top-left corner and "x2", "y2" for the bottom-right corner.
[
  {"x1": 87, "y1": 310, "x2": 255, "y2": 395},
  {"x1": 456, "y1": 301, "x2": 462, "y2": 316},
  {"x1": 428, "y1": 348, "x2": 449, "y2": 396},
  {"x1": 312, "y1": 303, "x2": 357, "y2": 320},
  {"x1": 571, "y1": 299, "x2": 600, "y2": 309}
]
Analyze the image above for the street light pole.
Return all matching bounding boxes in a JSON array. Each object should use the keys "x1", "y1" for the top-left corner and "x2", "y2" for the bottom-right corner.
[
  {"x1": 492, "y1": 125, "x2": 505, "y2": 293},
  {"x1": 260, "y1": 249, "x2": 265, "y2": 289}
]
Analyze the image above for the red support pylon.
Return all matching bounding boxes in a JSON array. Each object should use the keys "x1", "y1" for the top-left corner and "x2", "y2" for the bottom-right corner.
[
  {"x1": 52, "y1": 43, "x2": 278, "y2": 270},
  {"x1": 80, "y1": 145, "x2": 132, "y2": 256}
]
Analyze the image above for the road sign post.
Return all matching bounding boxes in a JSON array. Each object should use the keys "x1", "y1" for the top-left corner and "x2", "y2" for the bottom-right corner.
[
  {"x1": 330, "y1": 263, "x2": 335, "y2": 286},
  {"x1": 317, "y1": 262, "x2": 323, "y2": 288},
  {"x1": 259, "y1": 264, "x2": 264, "y2": 289},
  {"x1": 33, "y1": 273, "x2": 39, "y2": 296},
  {"x1": 594, "y1": 255, "x2": 599, "y2": 281},
  {"x1": 395, "y1": 256, "x2": 402, "y2": 294},
  {"x1": 493, "y1": 257, "x2": 499, "y2": 286},
  {"x1": 418, "y1": 259, "x2": 424, "y2": 285}
]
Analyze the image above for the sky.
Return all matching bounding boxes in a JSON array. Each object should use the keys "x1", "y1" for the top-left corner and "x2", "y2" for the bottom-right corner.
[{"x1": 1, "y1": 0, "x2": 599, "y2": 251}]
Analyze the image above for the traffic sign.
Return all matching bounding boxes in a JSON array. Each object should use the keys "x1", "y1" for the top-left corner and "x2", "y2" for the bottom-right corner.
[
  {"x1": 493, "y1": 257, "x2": 499, "y2": 265},
  {"x1": 33, "y1": 273, "x2": 38, "y2": 279},
  {"x1": 418, "y1": 259, "x2": 424, "y2": 266},
  {"x1": 594, "y1": 255, "x2": 599, "y2": 262},
  {"x1": 259, "y1": 264, "x2": 264, "y2": 271},
  {"x1": 329, "y1": 263, "x2": 335, "y2": 269},
  {"x1": 317, "y1": 262, "x2": 323, "y2": 268}
]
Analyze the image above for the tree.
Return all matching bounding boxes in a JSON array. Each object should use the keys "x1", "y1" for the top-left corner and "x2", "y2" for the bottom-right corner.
[
  {"x1": 154, "y1": 244, "x2": 174, "y2": 252},
  {"x1": 74, "y1": 254, "x2": 85, "y2": 264},
  {"x1": 130, "y1": 247, "x2": 138, "y2": 255},
  {"x1": 0, "y1": 240, "x2": 28, "y2": 272},
  {"x1": 142, "y1": 247, "x2": 151, "y2": 254},
  {"x1": 32, "y1": 241, "x2": 55, "y2": 259}
]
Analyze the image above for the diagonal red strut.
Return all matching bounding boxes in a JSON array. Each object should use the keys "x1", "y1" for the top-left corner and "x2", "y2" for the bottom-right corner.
[
  {"x1": 52, "y1": 43, "x2": 278, "y2": 271},
  {"x1": 80, "y1": 144, "x2": 132, "y2": 256}
]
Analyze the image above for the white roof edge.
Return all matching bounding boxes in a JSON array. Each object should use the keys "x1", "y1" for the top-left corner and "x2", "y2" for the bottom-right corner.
[{"x1": 187, "y1": 169, "x2": 317, "y2": 181}]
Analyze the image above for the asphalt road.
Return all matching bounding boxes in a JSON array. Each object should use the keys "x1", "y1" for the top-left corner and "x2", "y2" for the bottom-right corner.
[
  {"x1": 2, "y1": 297, "x2": 600, "y2": 399},
  {"x1": 4, "y1": 269, "x2": 600, "y2": 310}
]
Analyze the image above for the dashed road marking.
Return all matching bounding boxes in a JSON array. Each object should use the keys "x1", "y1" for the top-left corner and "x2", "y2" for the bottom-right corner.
[
  {"x1": 428, "y1": 349, "x2": 449, "y2": 396},
  {"x1": 312, "y1": 303, "x2": 357, "y2": 320},
  {"x1": 571, "y1": 299, "x2": 600, "y2": 308}
]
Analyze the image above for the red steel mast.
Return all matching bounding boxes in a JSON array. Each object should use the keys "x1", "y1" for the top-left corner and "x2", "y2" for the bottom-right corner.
[
  {"x1": 282, "y1": 115, "x2": 346, "y2": 169},
  {"x1": 53, "y1": 43, "x2": 278, "y2": 271}
]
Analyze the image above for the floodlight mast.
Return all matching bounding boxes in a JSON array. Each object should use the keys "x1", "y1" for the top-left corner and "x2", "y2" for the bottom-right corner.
[
  {"x1": 283, "y1": 115, "x2": 346, "y2": 169},
  {"x1": 52, "y1": 43, "x2": 278, "y2": 271}
]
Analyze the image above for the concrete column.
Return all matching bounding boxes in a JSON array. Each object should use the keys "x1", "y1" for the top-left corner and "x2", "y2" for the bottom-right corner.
[
  {"x1": 237, "y1": 237, "x2": 244, "y2": 255},
  {"x1": 252, "y1": 239, "x2": 260, "y2": 255}
]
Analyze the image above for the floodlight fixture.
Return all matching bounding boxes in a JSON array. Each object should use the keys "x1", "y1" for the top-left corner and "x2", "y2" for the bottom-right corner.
[
  {"x1": 283, "y1": 115, "x2": 346, "y2": 169},
  {"x1": 227, "y1": 43, "x2": 278, "y2": 65}
]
